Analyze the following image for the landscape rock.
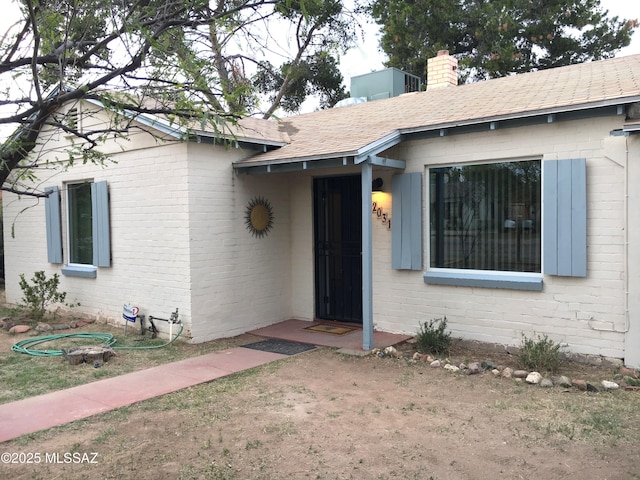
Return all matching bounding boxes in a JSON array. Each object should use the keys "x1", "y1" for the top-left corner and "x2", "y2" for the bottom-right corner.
[
  {"x1": 35, "y1": 322, "x2": 53, "y2": 332},
  {"x1": 619, "y1": 367, "x2": 638, "y2": 379},
  {"x1": 540, "y1": 378, "x2": 554, "y2": 388},
  {"x1": 413, "y1": 352, "x2": 434, "y2": 362},
  {"x1": 443, "y1": 364, "x2": 460, "y2": 373},
  {"x1": 619, "y1": 381, "x2": 640, "y2": 391},
  {"x1": 586, "y1": 382, "x2": 599, "y2": 393},
  {"x1": 53, "y1": 324, "x2": 71, "y2": 330},
  {"x1": 481, "y1": 360, "x2": 497, "y2": 370},
  {"x1": 467, "y1": 362, "x2": 481, "y2": 375},
  {"x1": 430, "y1": 360, "x2": 442, "y2": 368},
  {"x1": 2, "y1": 320, "x2": 15, "y2": 331},
  {"x1": 513, "y1": 370, "x2": 529, "y2": 379},
  {"x1": 384, "y1": 346, "x2": 399, "y2": 358},
  {"x1": 501, "y1": 367, "x2": 513, "y2": 379},
  {"x1": 491, "y1": 369, "x2": 500, "y2": 376},
  {"x1": 551, "y1": 375, "x2": 572, "y2": 388},
  {"x1": 459, "y1": 363, "x2": 467, "y2": 370},
  {"x1": 601, "y1": 380, "x2": 619, "y2": 391},
  {"x1": 572, "y1": 379, "x2": 587, "y2": 391},
  {"x1": 525, "y1": 372, "x2": 543, "y2": 384},
  {"x1": 9, "y1": 324, "x2": 31, "y2": 334}
]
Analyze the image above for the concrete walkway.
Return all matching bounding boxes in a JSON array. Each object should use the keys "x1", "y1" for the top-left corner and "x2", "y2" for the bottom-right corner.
[
  {"x1": 0, "y1": 347, "x2": 286, "y2": 443},
  {"x1": 0, "y1": 320, "x2": 411, "y2": 443}
]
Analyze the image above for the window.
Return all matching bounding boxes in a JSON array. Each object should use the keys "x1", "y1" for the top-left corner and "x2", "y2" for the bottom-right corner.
[
  {"x1": 429, "y1": 160, "x2": 542, "y2": 273},
  {"x1": 67, "y1": 107, "x2": 79, "y2": 130},
  {"x1": 45, "y1": 180, "x2": 111, "y2": 277},
  {"x1": 68, "y1": 182, "x2": 93, "y2": 264},
  {"x1": 390, "y1": 159, "x2": 585, "y2": 290}
]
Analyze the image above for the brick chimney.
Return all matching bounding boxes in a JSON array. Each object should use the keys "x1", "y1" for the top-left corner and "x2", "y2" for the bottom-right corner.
[{"x1": 427, "y1": 50, "x2": 458, "y2": 90}]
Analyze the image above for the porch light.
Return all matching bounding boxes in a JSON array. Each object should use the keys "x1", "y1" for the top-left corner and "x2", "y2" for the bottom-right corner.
[{"x1": 371, "y1": 177, "x2": 392, "y2": 229}]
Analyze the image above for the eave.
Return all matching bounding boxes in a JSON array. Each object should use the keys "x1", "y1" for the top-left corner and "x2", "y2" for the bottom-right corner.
[{"x1": 233, "y1": 100, "x2": 636, "y2": 176}]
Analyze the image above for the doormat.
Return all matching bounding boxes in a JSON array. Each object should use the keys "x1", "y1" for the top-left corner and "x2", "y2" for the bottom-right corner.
[
  {"x1": 303, "y1": 324, "x2": 358, "y2": 336},
  {"x1": 242, "y1": 339, "x2": 316, "y2": 356}
]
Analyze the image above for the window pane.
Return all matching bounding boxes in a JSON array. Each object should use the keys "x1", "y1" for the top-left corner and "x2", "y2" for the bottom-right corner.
[
  {"x1": 430, "y1": 161, "x2": 541, "y2": 273},
  {"x1": 68, "y1": 183, "x2": 93, "y2": 264}
]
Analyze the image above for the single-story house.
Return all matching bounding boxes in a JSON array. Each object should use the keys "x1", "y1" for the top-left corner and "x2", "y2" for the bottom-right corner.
[{"x1": 4, "y1": 52, "x2": 640, "y2": 367}]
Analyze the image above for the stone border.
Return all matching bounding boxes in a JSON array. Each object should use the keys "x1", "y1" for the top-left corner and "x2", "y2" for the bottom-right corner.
[{"x1": 371, "y1": 346, "x2": 640, "y2": 392}]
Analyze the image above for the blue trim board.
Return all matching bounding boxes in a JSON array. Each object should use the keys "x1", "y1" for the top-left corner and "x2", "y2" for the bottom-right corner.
[
  {"x1": 61, "y1": 266, "x2": 97, "y2": 278},
  {"x1": 424, "y1": 271, "x2": 543, "y2": 291},
  {"x1": 44, "y1": 186, "x2": 63, "y2": 264}
]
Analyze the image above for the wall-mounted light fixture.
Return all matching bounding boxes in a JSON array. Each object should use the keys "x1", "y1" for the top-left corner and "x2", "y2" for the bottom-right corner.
[{"x1": 371, "y1": 177, "x2": 391, "y2": 230}]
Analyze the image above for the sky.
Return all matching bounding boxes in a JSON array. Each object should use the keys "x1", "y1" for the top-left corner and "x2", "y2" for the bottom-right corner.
[
  {"x1": 339, "y1": 0, "x2": 640, "y2": 90},
  {"x1": 0, "y1": 0, "x2": 639, "y2": 109}
]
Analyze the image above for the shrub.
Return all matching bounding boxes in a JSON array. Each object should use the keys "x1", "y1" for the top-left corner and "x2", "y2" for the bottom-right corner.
[
  {"x1": 415, "y1": 317, "x2": 451, "y2": 354},
  {"x1": 518, "y1": 333, "x2": 563, "y2": 373},
  {"x1": 18, "y1": 271, "x2": 68, "y2": 321}
]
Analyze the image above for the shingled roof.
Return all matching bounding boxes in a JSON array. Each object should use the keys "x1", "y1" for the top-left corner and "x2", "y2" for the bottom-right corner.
[{"x1": 233, "y1": 54, "x2": 640, "y2": 169}]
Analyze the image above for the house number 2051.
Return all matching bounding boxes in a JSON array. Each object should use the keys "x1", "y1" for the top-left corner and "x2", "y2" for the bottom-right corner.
[{"x1": 371, "y1": 202, "x2": 391, "y2": 230}]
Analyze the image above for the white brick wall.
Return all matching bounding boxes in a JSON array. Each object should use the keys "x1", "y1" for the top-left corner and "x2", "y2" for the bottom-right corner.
[
  {"x1": 186, "y1": 142, "x2": 294, "y2": 342},
  {"x1": 367, "y1": 117, "x2": 629, "y2": 360},
  {"x1": 4, "y1": 101, "x2": 638, "y2": 363},
  {"x1": 4, "y1": 138, "x2": 194, "y2": 334}
]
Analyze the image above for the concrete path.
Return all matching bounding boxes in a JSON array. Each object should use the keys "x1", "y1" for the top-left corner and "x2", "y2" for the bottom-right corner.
[
  {"x1": 0, "y1": 347, "x2": 286, "y2": 443},
  {"x1": 0, "y1": 320, "x2": 411, "y2": 443}
]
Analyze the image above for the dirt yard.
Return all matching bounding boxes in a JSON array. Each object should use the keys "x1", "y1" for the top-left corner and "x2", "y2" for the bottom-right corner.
[{"x1": 1, "y1": 323, "x2": 640, "y2": 479}]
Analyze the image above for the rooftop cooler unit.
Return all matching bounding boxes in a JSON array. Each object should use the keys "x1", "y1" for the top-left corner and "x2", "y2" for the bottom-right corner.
[{"x1": 350, "y1": 68, "x2": 422, "y2": 101}]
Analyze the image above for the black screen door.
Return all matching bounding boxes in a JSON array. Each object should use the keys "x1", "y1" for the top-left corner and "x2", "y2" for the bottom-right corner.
[{"x1": 314, "y1": 175, "x2": 362, "y2": 323}]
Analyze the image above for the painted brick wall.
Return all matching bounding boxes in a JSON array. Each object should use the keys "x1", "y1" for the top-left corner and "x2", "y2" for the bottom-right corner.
[
  {"x1": 289, "y1": 174, "x2": 314, "y2": 320},
  {"x1": 186, "y1": 142, "x2": 294, "y2": 342},
  {"x1": 625, "y1": 133, "x2": 640, "y2": 367},
  {"x1": 368, "y1": 116, "x2": 628, "y2": 359},
  {"x1": 4, "y1": 138, "x2": 195, "y2": 334}
]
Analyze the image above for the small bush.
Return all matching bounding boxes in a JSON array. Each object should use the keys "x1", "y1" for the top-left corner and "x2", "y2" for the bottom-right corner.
[
  {"x1": 518, "y1": 333, "x2": 563, "y2": 373},
  {"x1": 415, "y1": 317, "x2": 451, "y2": 354},
  {"x1": 19, "y1": 271, "x2": 68, "y2": 321}
]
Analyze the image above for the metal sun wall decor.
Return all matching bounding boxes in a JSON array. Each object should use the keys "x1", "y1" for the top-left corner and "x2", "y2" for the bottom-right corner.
[{"x1": 245, "y1": 196, "x2": 274, "y2": 238}]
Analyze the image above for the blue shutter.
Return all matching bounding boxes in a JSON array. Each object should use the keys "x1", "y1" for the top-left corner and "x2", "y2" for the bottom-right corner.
[
  {"x1": 543, "y1": 159, "x2": 587, "y2": 277},
  {"x1": 44, "y1": 186, "x2": 63, "y2": 264},
  {"x1": 91, "y1": 181, "x2": 111, "y2": 267},
  {"x1": 391, "y1": 172, "x2": 423, "y2": 270}
]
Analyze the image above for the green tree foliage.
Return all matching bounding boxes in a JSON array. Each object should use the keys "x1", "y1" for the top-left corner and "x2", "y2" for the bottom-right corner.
[
  {"x1": 368, "y1": 0, "x2": 637, "y2": 82},
  {"x1": 206, "y1": 0, "x2": 353, "y2": 118},
  {"x1": 0, "y1": 0, "x2": 356, "y2": 196}
]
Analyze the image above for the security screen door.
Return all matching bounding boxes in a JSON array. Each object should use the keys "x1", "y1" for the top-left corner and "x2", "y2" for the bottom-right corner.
[{"x1": 313, "y1": 175, "x2": 363, "y2": 324}]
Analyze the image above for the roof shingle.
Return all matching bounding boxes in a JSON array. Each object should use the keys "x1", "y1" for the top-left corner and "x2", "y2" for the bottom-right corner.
[{"x1": 235, "y1": 54, "x2": 640, "y2": 167}]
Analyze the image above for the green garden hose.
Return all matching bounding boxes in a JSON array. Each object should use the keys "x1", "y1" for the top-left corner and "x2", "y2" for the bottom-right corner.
[{"x1": 11, "y1": 324, "x2": 184, "y2": 357}]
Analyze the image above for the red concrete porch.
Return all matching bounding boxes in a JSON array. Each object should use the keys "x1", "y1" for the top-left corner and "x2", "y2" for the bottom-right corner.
[{"x1": 248, "y1": 319, "x2": 411, "y2": 351}]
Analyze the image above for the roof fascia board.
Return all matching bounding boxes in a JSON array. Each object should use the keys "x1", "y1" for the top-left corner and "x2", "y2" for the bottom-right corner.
[
  {"x1": 84, "y1": 98, "x2": 186, "y2": 139},
  {"x1": 354, "y1": 154, "x2": 405, "y2": 169},
  {"x1": 236, "y1": 156, "x2": 358, "y2": 175},
  {"x1": 234, "y1": 150, "x2": 361, "y2": 169},
  {"x1": 356, "y1": 131, "x2": 402, "y2": 159},
  {"x1": 188, "y1": 129, "x2": 288, "y2": 148},
  {"x1": 400, "y1": 99, "x2": 639, "y2": 137},
  {"x1": 369, "y1": 155, "x2": 406, "y2": 169},
  {"x1": 85, "y1": 98, "x2": 281, "y2": 149},
  {"x1": 404, "y1": 104, "x2": 628, "y2": 141}
]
